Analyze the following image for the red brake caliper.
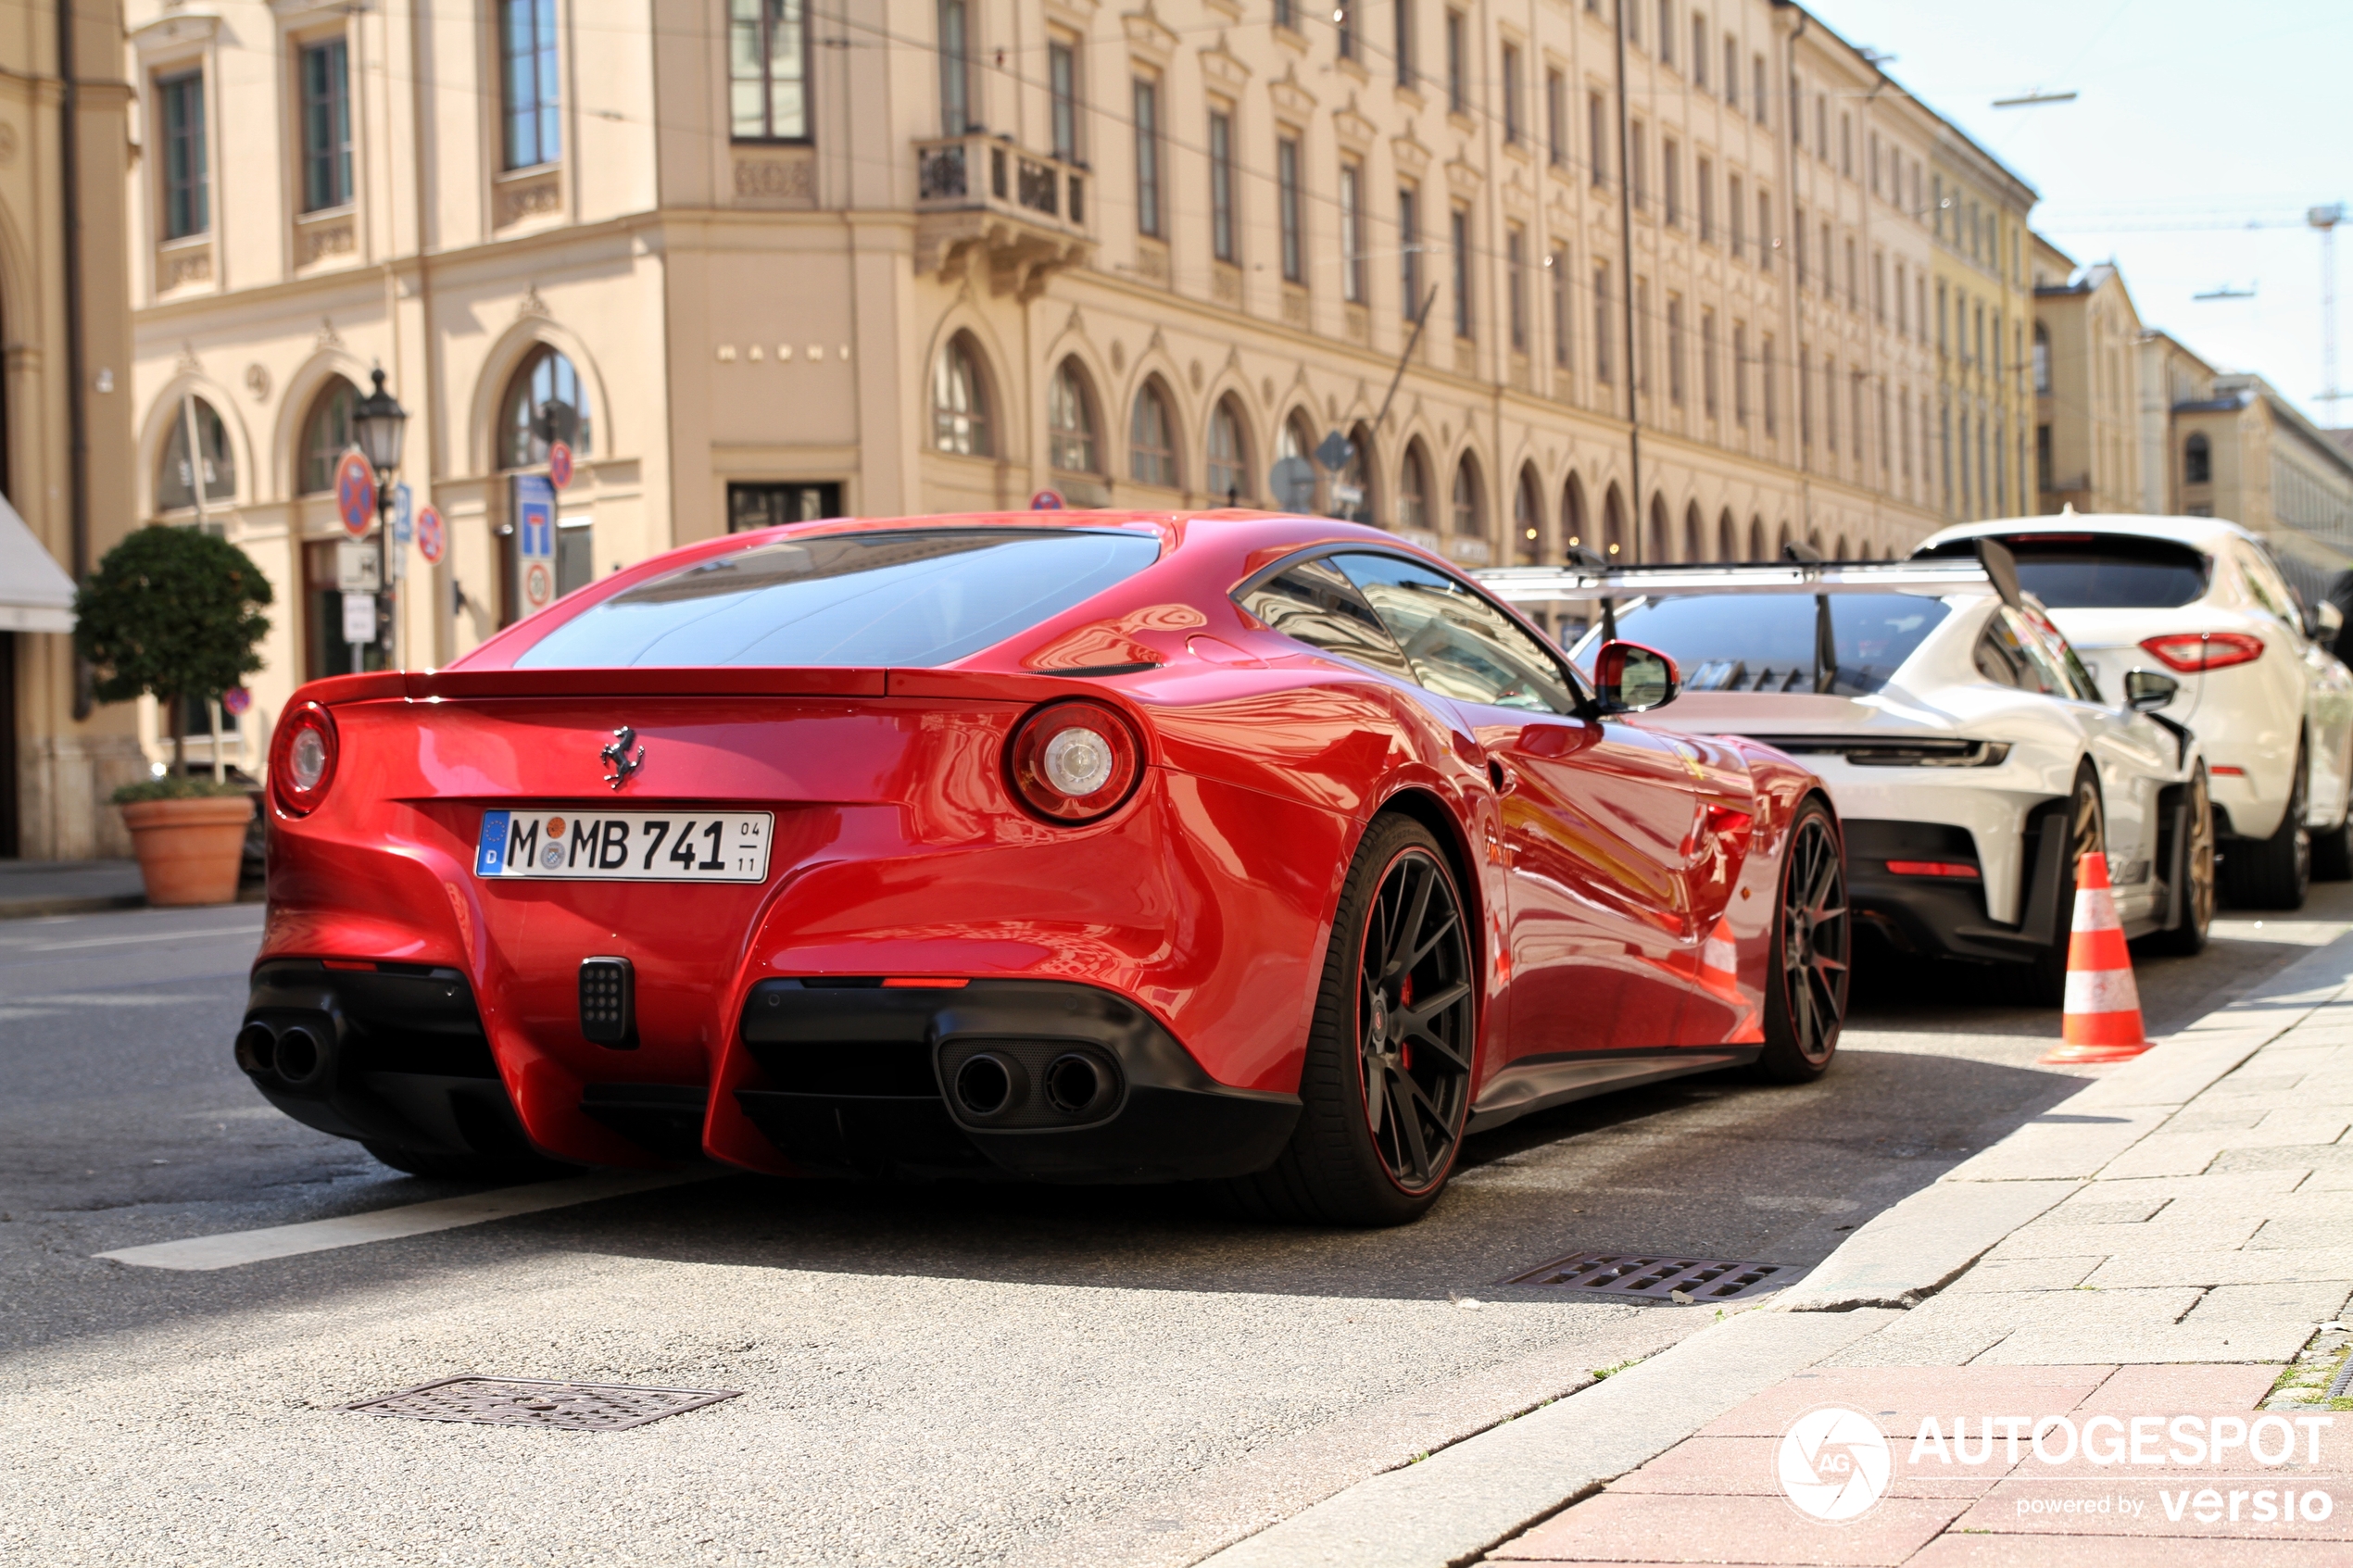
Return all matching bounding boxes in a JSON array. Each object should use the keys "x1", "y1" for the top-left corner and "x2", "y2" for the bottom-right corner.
[{"x1": 1398, "y1": 973, "x2": 1414, "y2": 1070}]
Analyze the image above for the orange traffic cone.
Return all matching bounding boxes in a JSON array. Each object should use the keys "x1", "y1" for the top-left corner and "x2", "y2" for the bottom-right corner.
[{"x1": 2038, "y1": 851, "x2": 2150, "y2": 1064}]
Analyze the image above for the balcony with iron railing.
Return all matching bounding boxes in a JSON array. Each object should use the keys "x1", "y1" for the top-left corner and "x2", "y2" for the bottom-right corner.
[{"x1": 913, "y1": 133, "x2": 1094, "y2": 301}]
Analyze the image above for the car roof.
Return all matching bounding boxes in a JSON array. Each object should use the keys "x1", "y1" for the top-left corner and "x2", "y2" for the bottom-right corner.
[{"x1": 1918, "y1": 512, "x2": 2260, "y2": 557}]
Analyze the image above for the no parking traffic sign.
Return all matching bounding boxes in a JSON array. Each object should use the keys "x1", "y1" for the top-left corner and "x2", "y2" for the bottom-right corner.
[
  {"x1": 334, "y1": 451, "x2": 377, "y2": 539},
  {"x1": 415, "y1": 505, "x2": 446, "y2": 566}
]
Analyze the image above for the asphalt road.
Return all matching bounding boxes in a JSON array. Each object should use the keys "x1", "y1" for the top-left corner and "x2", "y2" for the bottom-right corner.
[{"x1": 4, "y1": 886, "x2": 2351, "y2": 1566}]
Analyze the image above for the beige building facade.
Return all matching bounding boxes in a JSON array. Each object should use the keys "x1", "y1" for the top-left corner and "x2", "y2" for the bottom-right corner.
[
  {"x1": 1931, "y1": 125, "x2": 2035, "y2": 522},
  {"x1": 2032, "y1": 235, "x2": 2143, "y2": 517},
  {"x1": 123, "y1": 0, "x2": 2018, "y2": 753},
  {"x1": 6, "y1": 0, "x2": 141, "y2": 860}
]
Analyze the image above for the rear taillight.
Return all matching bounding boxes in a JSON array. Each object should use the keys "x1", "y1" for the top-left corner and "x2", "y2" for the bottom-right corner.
[
  {"x1": 2138, "y1": 632, "x2": 2264, "y2": 673},
  {"x1": 1006, "y1": 699, "x2": 1143, "y2": 823},
  {"x1": 1886, "y1": 860, "x2": 1982, "y2": 880},
  {"x1": 270, "y1": 701, "x2": 339, "y2": 817}
]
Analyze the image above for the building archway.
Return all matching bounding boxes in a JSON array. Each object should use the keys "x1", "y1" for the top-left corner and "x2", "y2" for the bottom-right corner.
[
  {"x1": 1602, "y1": 482, "x2": 1627, "y2": 558},
  {"x1": 1647, "y1": 493, "x2": 1671, "y2": 563},
  {"x1": 1562, "y1": 471, "x2": 1589, "y2": 554},
  {"x1": 1683, "y1": 501, "x2": 1705, "y2": 562},
  {"x1": 1514, "y1": 464, "x2": 1544, "y2": 563}
]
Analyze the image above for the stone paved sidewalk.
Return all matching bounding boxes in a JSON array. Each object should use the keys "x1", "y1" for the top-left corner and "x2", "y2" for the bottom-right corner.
[
  {"x1": 1481, "y1": 937, "x2": 2353, "y2": 1565},
  {"x1": 0, "y1": 858, "x2": 144, "y2": 918}
]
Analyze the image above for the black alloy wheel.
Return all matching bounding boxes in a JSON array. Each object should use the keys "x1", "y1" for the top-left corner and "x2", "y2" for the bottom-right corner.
[
  {"x1": 2147, "y1": 766, "x2": 2217, "y2": 957},
  {"x1": 1755, "y1": 798, "x2": 1848, "y2": 1082},
  {"x1": 2021, "y1": 768, "x2": 2107, "y2": 1007},
  {"x1": 1221, "y1": 814, "x2": 1477, "y2": 1226},
  {"x1": 2221, "y1": 741, "x2": 2310, "y2": 910}
]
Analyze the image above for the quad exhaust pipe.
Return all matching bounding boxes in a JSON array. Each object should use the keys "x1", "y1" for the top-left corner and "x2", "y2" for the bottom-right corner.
[
  {"x1": 945, "y1": 1045, "x2": 1119, "y2": 1125},
  {"x1": 234, "y1": 1017, "x2": 335, "y2": 1091}
]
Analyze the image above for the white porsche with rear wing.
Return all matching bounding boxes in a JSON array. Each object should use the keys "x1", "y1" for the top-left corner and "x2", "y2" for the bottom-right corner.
[{"x1": 1476, "y1": 547, "x2": 2214, "y2": 1003}]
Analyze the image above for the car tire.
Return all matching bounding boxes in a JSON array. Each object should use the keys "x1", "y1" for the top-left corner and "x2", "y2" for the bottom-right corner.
[
  {"x1": 360, "y1": 1139, "x2": 570, "y2": 1184},
  {"x1": 1220, "y1": 814, "x2": 1478, "y2": 1227},
  {"x1": 2221, "y1": 742, "x2": 2311, "y2": 910},
  {"x1": 1752, "y1": 797, "x2": 1849, "y2": 1084},
  {"x1": 2020, "y1": 766, "x2": 2106, "y2": 1008},
  {"x1": 2145, "y1": 766, "x2": 2216, "y2": 957},
  {"x1": 2311, "y1": 784, "x2": 2353, "y2": 883}
]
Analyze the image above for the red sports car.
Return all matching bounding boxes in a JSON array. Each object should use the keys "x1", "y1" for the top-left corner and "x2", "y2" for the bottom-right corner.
[{"x1": 240, "y1": 513, "x2": 1848, "y2": 1224}]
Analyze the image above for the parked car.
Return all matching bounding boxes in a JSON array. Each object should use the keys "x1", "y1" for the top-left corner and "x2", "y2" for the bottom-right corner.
[
  {"x1": 1478, "y1": 548, "x2": 2213, "y2": 1003},
  {"x1": 238, "y1": 512, "x2": 1847, "y2": 1226},
  {"x1": 1916, "y1": 514, "x2": 2353, "y2": 909}
]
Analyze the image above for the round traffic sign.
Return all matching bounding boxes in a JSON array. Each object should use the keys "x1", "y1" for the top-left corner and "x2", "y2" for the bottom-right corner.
[
  {"x1": 415, "y1": 505, "x2": 446, "y2": 565},
  {"x1": 547, "y1": 440, "x2": 574, "y2": 490},
  {"x1": 220, "y1": 687, "x2": 252, "y2": 717},
  {"x1": 334, "y1": 450, "x2": 377, "y2": 539},
  {"x1": 523, "y1": 559, "x2": 553, "y2": 609},
  {"x1": 1029, "y1": 488, "x2": 1064, "y2": 510}
]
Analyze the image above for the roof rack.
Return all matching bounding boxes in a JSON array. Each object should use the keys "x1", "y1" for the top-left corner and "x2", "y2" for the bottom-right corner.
[{"x1": 1471, "y1": 558, "x2": 1994, "y2": 602}]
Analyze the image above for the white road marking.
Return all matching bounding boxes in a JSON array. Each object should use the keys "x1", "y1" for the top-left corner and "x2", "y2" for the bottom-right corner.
[
  {"x1": 96, "y1": 1170, "x2": 713, "y2": 1271},
  {"x1": 2208, "y1": 920, "x2": 2353, "y2": 948},
  {"x1": 0, "y1": 923, "x2": 264, "y2": 954}
]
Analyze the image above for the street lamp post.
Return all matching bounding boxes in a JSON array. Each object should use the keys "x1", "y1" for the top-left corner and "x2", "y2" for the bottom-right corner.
[{"x1": 351, "y1": 368, "x2": 409, "y2": 669}]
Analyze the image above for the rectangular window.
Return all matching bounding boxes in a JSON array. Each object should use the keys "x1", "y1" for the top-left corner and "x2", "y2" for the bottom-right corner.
[
  {"x1": 1792, "y1": 206, "x2": 1805, "y2": 283},
  {"x1": 1701, "y1": 307, "x2": 1718, "y2": 418},
  {"x1": 159, "y1": 70, "x2": 208, "y2": 240},
  {"x1": 1798, "y1": 345, "x2": 1811, "y2": 445},
  {"x1": 1337, "y1": 1, "x2": 1355, "y2": 58},
  {"x1": 1662, "y1": 137, "x2": 1680, "y2": 226},
  {"x1": 1761, "y1": 333, "x2": 1777, "y2": 433},
  {"x1": 1724, "y1": 35, "x2": 1738, "y2": 107},
  {"x1": 730, "y1": 0, "x2": 809, "y2": 141},
  {"x1": 1629, "y1": 121, "x2": 1647, "y2": 209},
  {"x1": 1657, "y1": 0, "x2": 1673, "y2": 66},
  {"x1": 1931, "y1": 174, "x2": 1944, "y2": 237},
  {"x1": 1839, "y1": 112, "x2": 1851, "y2": 177},
  {"x1": 1594, "y1": 262, "x2": 1613, "y2": 383},
  {"x1": 1894, "y1": 261, "x2": 1906, "y2": 332},
  {"x1": 1395, "y1": 0, "x2": 1416, "y2": 88},
  {"x1": 1900, "y1": 387, "x2": 1912, "y2": 478},
  {"x1": 1879, "y1": 382, "x2": 1891, "y2": 471},
  {"x1": 936, "y1": 0, "x2": 970, "y2": 136},
  {"x1": 1452, "y1": 206, "x2": 1473, "y2": 338},
  {"x1": 1843, "y1": 235, "x2": 1856, "y2": 309},
  {"x1": 1552, "y1": 246, "x2": 1570, "y2": 368},
  {"x1": 1502, "y1": 44, "x2": 1522, "y2": 144},
  {"x1": 1692, "y1": 15, "x2": 1706, "y2": 85},
  {"x1": 1340, "y1": 160, "x2": 1366, "y2": 303},
  {"x1": 501, "y1": 0, "x2": 560, "y2": 169},
  {"x1": 299, "y1": 39, "x2": 352, "y2": 212},
  {"x1": 1588, "y1": 92, "x2": 1608, "y2": 184},
  {"x1": 1873, "y1": 252, "x2": 1886, "y2": 324},
  {"x1": 1823, "y1": 355, "x2": 1837, "y2": 452},
  {"x1": 1277, "y1": 134, "x2": 1304, "y2": 282},
  {"x1": 1728, "y1": 172, "x2": 1744, "y2": 257},
  {"x1": 1209, "y1": 111, "x2": 1236, "y2": 262},
  {"x1": 1918, "y1": 275, "x2": 1928, "y2": 345},
  {"x1": 1546, "y1": 69, "x2": 1567, "y2": 167},
  {"x1": 1667, "y1": 294, "x2": 1684, "y2": 406},
  {"x1": 1695, "y1": 156, "x2": 1712, "y2": 243},
  {"x1": 1815, "y1": 94, "x2": 1828, "y2": 163},
  {"x1": 1445, "y1": 11, "x2": 1466, "y2": 115},
  {"x1": 1507, "y1": 226, "x2": 1527, "y2": 352},
  {"x1": 1936, "y1": 279, "x2": 1946, "y2": 353},
  {"x1": 1400, "y1": 186, "x2": 1422, "y2": 317},
  {"x1": 1869, "y1": 132, "x2": 1881, "y2": 196},
  {"x1": 1757, "y1": 187, "x2": 1771, "y2": 270},
  {"x1": 1820, "y1": 221, "x2": 1832, "y2": 299},
  {"x1": 1049, "y1": 41, "x2": 1079, "y2": 162},
  {"x1": 1134, "y1": 79, "x2": 1163, "y2": 237},
  {"x1": 1853, "y1": 372, "x2": 1866, "y2": 469},
  {"x1": 1753, "y1": 55, "x2": 1768, "y2": 123},
  {"x1": 1732, "y1": 322, "x2": 1749, "y2": 424},
  {"x1": 1275, "y1": 0, "x2": 1295, "y2": 29}
]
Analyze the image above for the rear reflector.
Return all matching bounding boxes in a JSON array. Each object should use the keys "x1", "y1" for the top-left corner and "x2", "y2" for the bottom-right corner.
[
  {"x1": 321, "y1": 960, "x2": 376, "y2": 972},
  {"x1": 1886, "y1": 860, "x2": 1982, "y2": 879},
  {"x1": 880, "y1": 977, "x2": 970, "y2": 989},
  {"x1": 2211, "y1": 765, "x2": 2247, "y2": 777}
]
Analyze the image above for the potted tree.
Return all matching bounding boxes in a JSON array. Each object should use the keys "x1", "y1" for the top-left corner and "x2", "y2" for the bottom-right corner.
[{"x1": 75, "y1": 524, "x2": 274, "y2": 906}]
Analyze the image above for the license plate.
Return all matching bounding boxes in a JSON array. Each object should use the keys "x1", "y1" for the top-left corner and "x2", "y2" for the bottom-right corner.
[{"x1": 473, "y1": 809, "x2": 772, "y2": 883}]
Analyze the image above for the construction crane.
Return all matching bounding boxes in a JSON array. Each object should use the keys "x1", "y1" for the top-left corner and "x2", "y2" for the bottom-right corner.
[{"x1": 2315, "y1": 204, "x2": 2346, "y2": 416}]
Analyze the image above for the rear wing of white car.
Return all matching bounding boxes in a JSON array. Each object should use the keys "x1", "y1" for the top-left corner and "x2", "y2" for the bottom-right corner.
[{"x1": 1470, "y1": 557, "x2": 1997, "y2": 603}]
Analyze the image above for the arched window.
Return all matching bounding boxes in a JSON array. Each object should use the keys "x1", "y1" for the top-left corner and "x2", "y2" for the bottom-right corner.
[
  {"x1": 1748, "y1": 515, "x2": 1767, "y2": 560},
  {"x1": 1276, "y1": 411, "x2": 1319, "y2": 510},
  {"x1": 1129, "y1": 379, "x2": 1178, "y2": 487},
  {"x1": 1833, "y1": 533, "x2": 1850, "y2": 560},
  {"x1": 1718, "y1": 508, "x2": 1738, "y2": 561},
  {"x1": 932, "y1": 333, "x2": 991, "y2": 457},
  {"x1": 2032, "y1": 322, "x2": 2051, "y2": 395},
  {"x1": 2184, "y1": 433, "x2": 2211, "y2": 485},
  {"x1": 1206, "y1": 396, "x2": 1251, "y2": 502},
  {"x1": 157, "y1": 397, "x2": 235, "y2": 510},
  {"x1": 1514, "y1": 465, "x2": 1542, "y2": 563},
  {"x1": 1683, "y1": 502, "x2": 1705, "y2": 562},
  {"x1": 501, "y1": 345, "x2": 593, "y2": 469},
  {"x1": 1562, "y1": 472, "x2": 1588, "y2": 553},
  {"x1": 1049, "y1": 359, "x2": 1099, "y2": 473},
  {"x1": 1451, "y1": 454, "x2": 1483, "y2": 538},
  {"x1": 1646, "y1": 494, "x2": 1670, "y2": 563},
  {"x1": 1602, "y1": 482, "x2": 1626, "y2": 558},
  {"x1": 1340, "y1": 422, "x2": 1377, "y2": 523},
  {"x1": 298, "y1": 377, "x2": 359, "y2": 495},
  {"x1": 1398, "y1": 442, "x2": 1431, "y2": 532},
  {"x1": 1775, "y1": 520, "x2": 1792, "y2": 557}
]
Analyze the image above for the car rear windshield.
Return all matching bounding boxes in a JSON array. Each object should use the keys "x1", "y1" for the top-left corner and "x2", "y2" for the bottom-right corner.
[
  {"x1": 1920, "y1": 533, "x2": 2210, "y2": 608},
  {"x1": 1575, "y1": 593, "x2": 1952, "y2": 696},
  {"x1": 511, "y1": 528, "x2": 1162, "y2": 669}
]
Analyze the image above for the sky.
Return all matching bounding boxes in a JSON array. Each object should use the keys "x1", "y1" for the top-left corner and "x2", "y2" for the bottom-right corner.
[{"x1": 1801, "y1": 0, "x2": 2352, "y2": 428}]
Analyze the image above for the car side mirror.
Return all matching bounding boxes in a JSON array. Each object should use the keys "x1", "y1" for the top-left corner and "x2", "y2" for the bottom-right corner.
[
  {"x1": 2124, "y1": 669, "x2": 2180, "y2": 712},
  {"x1": 2317, "y1": 600, "x2": 2346, "y2": 641},
  {"x1": 1594, "y1": 640, "x2": 1680, "y2": 715}
]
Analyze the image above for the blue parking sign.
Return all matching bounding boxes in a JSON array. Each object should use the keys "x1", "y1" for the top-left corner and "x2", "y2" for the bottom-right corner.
[{"x1": 514, "y1": 474, "x2": 556, "y2": 560}]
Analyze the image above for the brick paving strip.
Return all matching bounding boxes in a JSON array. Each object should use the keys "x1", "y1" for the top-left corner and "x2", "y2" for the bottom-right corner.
[{"x1": 1201, "y1": 934, "x2": 2353, "y2": 1568}]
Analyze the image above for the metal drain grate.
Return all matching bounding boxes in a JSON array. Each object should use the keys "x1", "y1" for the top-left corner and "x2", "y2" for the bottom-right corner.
[
  {"x1": 1501, "y1": 1250, "x2": 1791, "y2": 1301},
  {"x1": 345, "y1": 1375, "x2": 741, "y2": 1431},
  {"x1": 2329, "y1": 1358, "x2": 2353, "y2": 1401}
]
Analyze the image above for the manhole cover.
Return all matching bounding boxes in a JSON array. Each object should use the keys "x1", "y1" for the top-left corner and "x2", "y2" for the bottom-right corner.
[
  {"x1": 345, "y1": 1375, "x2": 741, "y2": 1431},
  {"x1": 1501, "y1": 1250, "x2": 1791, "y2": 1301}
]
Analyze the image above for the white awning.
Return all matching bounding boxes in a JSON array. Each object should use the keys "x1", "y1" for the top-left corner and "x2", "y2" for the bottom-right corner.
[{"x1": 0, "y1": 495, "x2": 75, "y2": 633}]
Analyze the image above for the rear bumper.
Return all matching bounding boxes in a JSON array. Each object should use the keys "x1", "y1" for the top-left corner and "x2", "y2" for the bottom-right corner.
[{"x1": 1844, "y1": 819, "x2": 2043, "y2": 966}]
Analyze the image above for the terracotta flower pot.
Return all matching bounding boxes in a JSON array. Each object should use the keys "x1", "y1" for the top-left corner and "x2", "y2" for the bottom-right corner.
[{"x1": 120, "y1": 795, "x2": 256, "y2": 907}]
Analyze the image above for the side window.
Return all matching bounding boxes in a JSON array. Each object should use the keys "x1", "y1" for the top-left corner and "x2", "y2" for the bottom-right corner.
[
  {"x1": 2032, "y1": 615, "x2": 2105, "y2": 703},
  {"x1": 1975, "y1": 610, "x2": 2048, "y2": 694},
  {"x1": 1235, "y1": 558, "x2": 1414, "y2": 680},
  {"x1": 1997, "y1": 607, "x2": 2076, "y2": 696},
  {"x1": 1331, "y1": 552, "x2": 1581, "y2": 713},
  {"x1": 2238, "y1": 546, "x2": 2301, "y2": 637}
]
